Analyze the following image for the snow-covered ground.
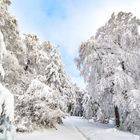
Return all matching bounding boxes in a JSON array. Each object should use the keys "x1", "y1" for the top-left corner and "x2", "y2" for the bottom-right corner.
[{"x1": 15, "y1": 116, "x2": 140, "y2": 140}]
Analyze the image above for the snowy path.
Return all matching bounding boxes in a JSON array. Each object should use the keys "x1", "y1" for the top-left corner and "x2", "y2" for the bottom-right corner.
[{"x1": 15, "y1": 117, "x2": 140, "y2": 140}]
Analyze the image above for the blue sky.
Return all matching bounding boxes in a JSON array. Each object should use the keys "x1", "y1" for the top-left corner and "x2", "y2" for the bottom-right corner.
[{"x1": 9, "y1": 0, "x2": 140, "y2": 89}]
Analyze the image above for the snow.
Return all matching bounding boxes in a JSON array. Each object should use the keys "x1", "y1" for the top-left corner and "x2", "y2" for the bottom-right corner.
[
  {"x1": 0, "y1": 83, "x2": 14, "y2": 122},
  {"x1": 0, "y1": 29, "x2": 6, "y2": 79},
  {"x1": 0, "y1": 64, "x2": 5, "y2": 80},
  {"x1": 15, "y1": 117, "x2": 139, "y2": 140}
]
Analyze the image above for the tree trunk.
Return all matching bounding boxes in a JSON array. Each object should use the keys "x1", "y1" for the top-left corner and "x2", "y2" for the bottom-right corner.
[{"x1": 114, "y1": 106, "x2": 120, "y2": 127}]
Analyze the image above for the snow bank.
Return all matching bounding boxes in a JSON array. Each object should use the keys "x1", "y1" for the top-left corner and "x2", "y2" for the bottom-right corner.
[{"x1": 15, "y1": 117, "x2": 140, "y2": 140}]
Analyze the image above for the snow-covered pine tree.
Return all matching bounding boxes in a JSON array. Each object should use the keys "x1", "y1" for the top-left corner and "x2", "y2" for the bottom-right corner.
[{"x1": 44, "y1": 44, "x2": 77, "y2": 112}]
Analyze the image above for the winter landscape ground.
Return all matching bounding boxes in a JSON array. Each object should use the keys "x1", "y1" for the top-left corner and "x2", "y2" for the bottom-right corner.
[{"x1": 15, "y1": 117, "x2": 140, "y2": 140}]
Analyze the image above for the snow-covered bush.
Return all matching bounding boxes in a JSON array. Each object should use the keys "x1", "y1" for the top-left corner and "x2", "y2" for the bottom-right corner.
[
  {"x1": 15, "y1": 79, "x2": 65, "y2": 132},
  {"x1": 76, "y1": 12, "x2": 140, "y2": 135}
]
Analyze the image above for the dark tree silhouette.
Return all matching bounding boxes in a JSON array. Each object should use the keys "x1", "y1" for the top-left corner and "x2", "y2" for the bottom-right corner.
[{"x1": 114, "y1": 106, "x2": 120, "y2": 127}]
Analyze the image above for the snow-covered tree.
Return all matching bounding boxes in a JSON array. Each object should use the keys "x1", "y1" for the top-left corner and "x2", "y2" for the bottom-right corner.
[
  {"x1": 73, "y1": 86, "x2": 84, "y2": 116},
  {"x1": 0, "y1": 3, "x2": 15, "y2": 138},
  {"x1": 0, "y1": 2, "x2": 14, "y2": 123},
  {"x1": 0, "y1": 0, "x2": 82, "y2": 132},
  {"x1": 44, "y1": 45, "x2": 77, "y2": 110},
  {"x1": 76, "y1": 12, "x2": 140, "y2": 134},
  {"x1": 82, "y1": 93, "x2": 92, "y2": 119}
]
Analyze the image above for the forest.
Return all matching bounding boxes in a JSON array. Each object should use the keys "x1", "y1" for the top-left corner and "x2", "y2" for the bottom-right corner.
[{"x1": 0, "y1": 0, "x2": 140, "y2": 139}]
